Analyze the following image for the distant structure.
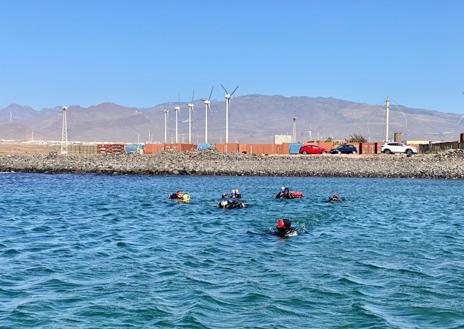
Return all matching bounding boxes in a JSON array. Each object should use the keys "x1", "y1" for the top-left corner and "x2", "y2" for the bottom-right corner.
[
  {"x1": 385, "y1": 97, "x2": 390, "y2": 142},
  {"x1": 61, "y1": 106, "x2": 68, "y2": 155},
  {"x1": 202, "y1": 86, "x2": 214, "y2": 144},
  {"x1": 174, "y1": 105, "x2": 180, "y2": 144},
  {"x1": 9, "y1": 111, "x2": 12, "y2": 123},
  {"x1": 220, "y1": 84, "x2": 239, "y2": 144},
  {"x1": 274, "y1": 134, "x2": 292, "y2": 144},
  {"x1": 163, "y1": 108, "x2": 169, "y2": 144},
  {"x1": 292, "y1": 117, "x2": 297, "y2": 143},
  {"x1": 187, "y1": 90, "x2": 195, "y2": 144}
]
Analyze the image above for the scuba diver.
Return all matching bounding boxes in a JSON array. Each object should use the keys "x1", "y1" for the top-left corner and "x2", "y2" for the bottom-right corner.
[
  {"x1": 276, "y1": 187, "x2": 303, "y2": 199},
  {"x1": 169, "y1": 191, "x2": 184, "y2": 200},
  {"x1": 221, "y1": 189, "x2": 242, "y2": 199},
  {"x1": 169, "y1": 191, "x2": 190, "y2": 203},
  {"x1": 328, "y1": 192, "x2": 343, "y2": 203},
  {"x1": 218, "y1": 199, "x2": 247, "y2": 209},
  {"x1": 275, "y1": 218, "x2": 297, "y2": 237},
  {"x1": 276, "y1": 187, "x2": 290, "y2": 199}
]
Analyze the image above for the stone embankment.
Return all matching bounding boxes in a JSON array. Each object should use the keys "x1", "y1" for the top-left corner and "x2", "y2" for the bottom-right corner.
[{"x1": 0, "y1": 150, "x2": 463, "y2": 179}]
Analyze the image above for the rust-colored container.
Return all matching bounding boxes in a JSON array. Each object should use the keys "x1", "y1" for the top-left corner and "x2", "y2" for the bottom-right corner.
[
  {"x1": 180, "y1": 144, "x2": 196, "y2": 152},
  {"x1": 262, "y1": 144, "x2": 276, "y2": 154},
  {"x1": 144, "y1": 144, "x2": 164, "y2": 154},
  {"x1": 221, "y1": 143, "x2": 239, "y2": 153},
  {"x1": 248, "y1": 144, "x2": 264, "y2": 154},
  {"x1": 239, "y1": 144, "x2": 248, "y2": 154},
  {"x1": 164, "y1": 144, "x2": 181, "y2": 151}
]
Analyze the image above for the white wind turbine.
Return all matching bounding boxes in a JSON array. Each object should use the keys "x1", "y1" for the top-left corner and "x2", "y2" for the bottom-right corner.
[
  {"x1": 174, "y1": 105, "x2": 181, "y2": 144},
  {"x1": 163, "y1": 108, "x2": 169, "y2": 144},
  {"x1": 202, "y1": 86, "x2": 214, "y2": 144},
  {"x1": 220, "y1": 84, "x2": 239, "y2": 144},
  {"x1": 186, "y1": 90, "x2": 195, "y2": 144}
]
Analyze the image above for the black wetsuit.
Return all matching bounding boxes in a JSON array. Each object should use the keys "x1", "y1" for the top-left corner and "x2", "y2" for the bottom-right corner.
[
  {"x1": 328, "y1": 195, "x2": 343, "y2": 202},
  {"x1": 219, "y1": 200, "x2": 246, "y2": 209},
  {"x1": 276, "y1": 191, "x2": 293, "y2": 199},
  {"x1": 276, "y1": 219, "x2": 296, "y2": 237},
  {"x1": 169, "y1": 193, "x2": 182, "y2": 200}
]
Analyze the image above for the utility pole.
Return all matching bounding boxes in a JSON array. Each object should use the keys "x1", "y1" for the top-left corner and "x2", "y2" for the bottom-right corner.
[
  {"x1": 175, "y1": 106, "x2": 180, "y2": 144},
  {"x1": 163, "y1": 109, "x2": 168, "y2": 144},
  {"x1": 292, "y1": 117, "x2": 297, "y2": 143},
  {"x1": 385, "y1": 97, "x2": 390, "y2": 142},
  {"x1": 60, "y1": 106, "x2": 68, "y2": 155}
]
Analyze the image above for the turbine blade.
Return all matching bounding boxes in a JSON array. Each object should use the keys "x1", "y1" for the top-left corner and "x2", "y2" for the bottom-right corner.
[
  {"x1": 220, "y1": 83, "x2": 228, "y2": 94},
  {"x1": 231, "y1": 85, "x2": 239, "y2": 96},
  {"x1": 208, "y1": 86, "x2": 214, "y2": 100}
]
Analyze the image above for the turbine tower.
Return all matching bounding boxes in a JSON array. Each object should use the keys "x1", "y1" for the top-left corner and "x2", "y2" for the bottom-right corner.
[
  {"x1": 174, "y1": 105, "x2": 180, "y2": 144},
  {"x1": 220, "y1": 84, "x2": 239, "y2": 144},
  {"x1": 163, "y1": 108, "x2": 169, "y2": 144},
  {"x1": 202, "y1": 86, "x2": 214, "y2": 144},
  {"x1": 292, "y1": 117, "x2": 297, "y2": 143},
  {"x1": 187, "y1": 90, "x2": 195, "y2": 144},
  {"x1": 385, "y1": 97, "x2": 390, "y2": 142},
  {"x1": 61, "y1": 106, "x2": 68, "y2": 155}
]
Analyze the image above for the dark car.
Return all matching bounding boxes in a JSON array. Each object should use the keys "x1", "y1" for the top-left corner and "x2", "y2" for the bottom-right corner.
[{"x1": 330, "y1": 144, "x2": 357, "y2": 154}]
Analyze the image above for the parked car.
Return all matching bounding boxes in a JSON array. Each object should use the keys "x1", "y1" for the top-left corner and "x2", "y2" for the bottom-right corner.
[
  {"x1": 299, "y1": 144, "x2": 328, "y2": 155},
  {"x1": 330, "y1": 144, "x2": 357, "y2": 154},
  {"x1": 381, "y1": 142, "x2": 417, "y2": 155}
]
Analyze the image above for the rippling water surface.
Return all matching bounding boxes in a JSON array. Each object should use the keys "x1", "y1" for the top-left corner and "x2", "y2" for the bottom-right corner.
[{"x1": 1, "y1": 173, "x2": 463, "y2": 328}]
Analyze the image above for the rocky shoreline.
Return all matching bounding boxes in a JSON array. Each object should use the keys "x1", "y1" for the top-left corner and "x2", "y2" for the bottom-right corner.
[{"x1": 1, "y1": 150, "x2": 464, "y2": 179}]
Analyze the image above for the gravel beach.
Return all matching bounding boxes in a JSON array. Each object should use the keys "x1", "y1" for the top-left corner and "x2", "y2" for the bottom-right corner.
[{"x1": 1, "y1": 150, "x2": 464, "y2": 179}]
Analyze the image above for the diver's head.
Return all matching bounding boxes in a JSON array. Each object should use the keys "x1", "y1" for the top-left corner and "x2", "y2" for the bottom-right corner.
[
  {"x1": 281, "y1": 186, "x2": 285, "y2": 191},
  {"x1": 276, "y1": 218, "x2": 285, "y2": 229},
  {"x1": 176, "y1": 191, "x2": 184, "y2": 198}
]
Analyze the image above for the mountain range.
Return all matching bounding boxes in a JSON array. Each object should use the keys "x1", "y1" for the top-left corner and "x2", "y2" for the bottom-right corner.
[{"x1": 1, "y1": 95, "x2": 463, "y2": 143}]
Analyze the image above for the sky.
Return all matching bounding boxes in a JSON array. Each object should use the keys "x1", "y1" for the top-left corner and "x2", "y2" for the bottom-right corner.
[{"x1": 1, "y1": 0, "x2": 463, "y2": 113}]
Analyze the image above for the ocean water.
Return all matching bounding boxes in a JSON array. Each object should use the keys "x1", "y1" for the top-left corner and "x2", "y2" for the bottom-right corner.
[{"x1": 0, "y1": 173, "x2": 463, "y2": 328}]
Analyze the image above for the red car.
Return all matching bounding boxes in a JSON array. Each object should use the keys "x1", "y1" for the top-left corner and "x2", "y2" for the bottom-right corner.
[{"x1": 299, "y1": 144, "x2": 328, "y2": 155}]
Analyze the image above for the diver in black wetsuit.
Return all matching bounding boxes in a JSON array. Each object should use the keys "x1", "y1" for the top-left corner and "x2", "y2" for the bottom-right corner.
[
  {"x1": 328, "y1": 192, "x2": 342, "y2": 202},
  {"x1": 169, "y1": 191, "x2": 184, "y2": 200},
  {"x1": 275, "y1": 218, "x2": 296, "y2": 237},
  {"x1": 218, "y1": 200, "x2": 246, "y2": 209},
  {"x1": 276, "y1": 187, "x2": 292, "y2": 199},
  {"x1": 222, "y1": 189, "x2": 242, "y2": 199}
]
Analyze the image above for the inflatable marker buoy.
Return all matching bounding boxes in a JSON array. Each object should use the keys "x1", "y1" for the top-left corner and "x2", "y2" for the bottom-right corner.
[{"x1": 290, "y1": 191, "x2": 303, "y2": 198}]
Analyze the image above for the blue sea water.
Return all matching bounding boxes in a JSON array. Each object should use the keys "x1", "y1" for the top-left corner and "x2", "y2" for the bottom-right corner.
[{"x1": 0, "y1": 173, "x2": 463, "y2": 328}]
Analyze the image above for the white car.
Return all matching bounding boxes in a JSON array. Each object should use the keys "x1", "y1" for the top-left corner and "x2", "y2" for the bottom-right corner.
[{"x1": 381, "y1": 142, "x2": 417, "y2": 155}]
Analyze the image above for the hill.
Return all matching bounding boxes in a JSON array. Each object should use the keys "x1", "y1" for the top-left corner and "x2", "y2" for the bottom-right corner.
[{"x1": 1, "y1": 95, "x2": 462, "y2": 143}]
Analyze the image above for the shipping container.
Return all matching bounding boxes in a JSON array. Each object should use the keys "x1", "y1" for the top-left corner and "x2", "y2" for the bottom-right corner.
[
  {"x1": 125, "y1": 143, "x2": 144, "y2": 154},
  {"x1": 289, "y1": 143, "x2": 302, "y2": 154},
  {"x1": 144, "y1": 144, "x2": 164, "y2": 154},
  {"x1": 197, "y1": 143, "x2": 214, "y2": 150},
  {"x1": 180, "y1": 144, "x2": 196, "y2": 152},
  {"x1": 97, "y1": 144, "x2": 125, "y2": 155}
]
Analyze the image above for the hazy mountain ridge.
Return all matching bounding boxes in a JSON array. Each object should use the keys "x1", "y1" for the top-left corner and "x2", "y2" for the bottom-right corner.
[{"x1": 1, "y1": 95, "x2": 462, "y2": 143}]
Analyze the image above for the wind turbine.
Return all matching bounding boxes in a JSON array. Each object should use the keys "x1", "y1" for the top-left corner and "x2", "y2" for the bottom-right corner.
[
  {"x1": 202, "y1": 86, "x2": 214, "y2": 144},
  {"x1": 163, "y1": 108, "x2": 169, "y2": 144},
  {"x1": 220, "y1": 84, "x2": 239, "y2": 144},
  {"x1": 187, "y1": 90, "x2": 195, "y2": 144},
  {"x1": 174, "y1": 105, "x2": 181, "y2": 144}
]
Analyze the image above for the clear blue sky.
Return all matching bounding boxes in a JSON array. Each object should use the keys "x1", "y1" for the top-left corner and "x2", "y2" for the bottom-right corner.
[{"x1": 1, "y1": 0, "x2": 463, "y2": 113}]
